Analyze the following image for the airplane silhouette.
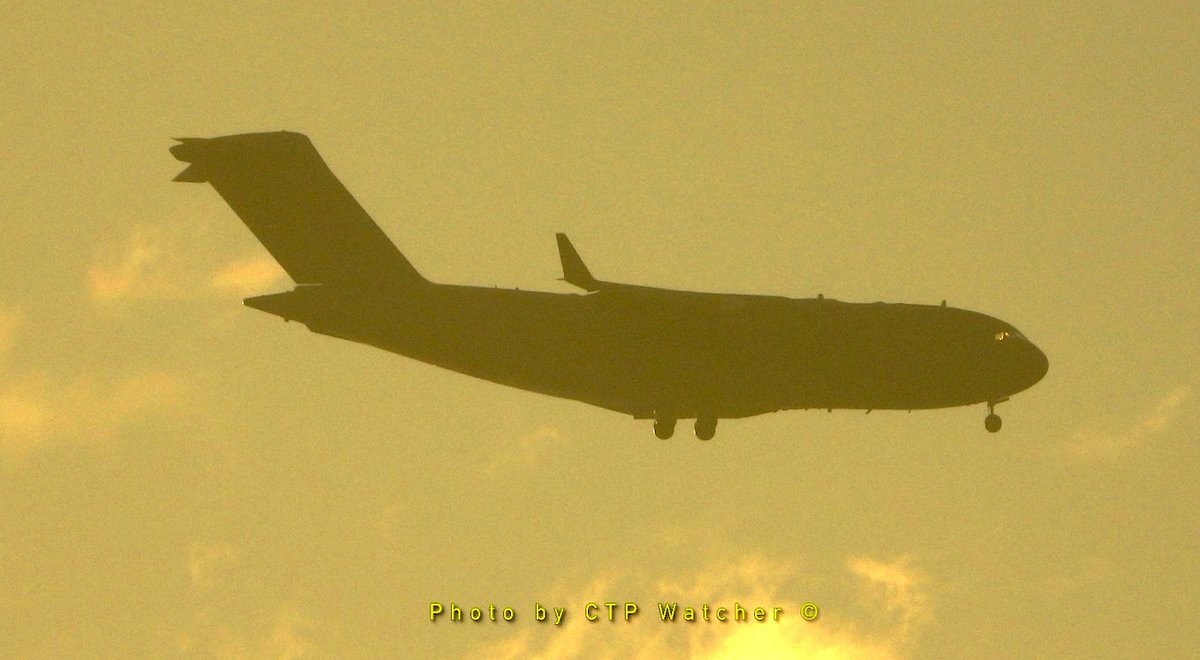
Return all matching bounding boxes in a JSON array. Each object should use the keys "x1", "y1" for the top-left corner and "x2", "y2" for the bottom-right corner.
[{"x1": 171, "y1": 131, "x2": 1048, "y2": 439}]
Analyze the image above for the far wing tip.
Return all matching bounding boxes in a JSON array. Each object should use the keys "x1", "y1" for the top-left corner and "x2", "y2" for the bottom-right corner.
[{"x1": 555, "y1": 233, "x2": 601, "y2": 292}]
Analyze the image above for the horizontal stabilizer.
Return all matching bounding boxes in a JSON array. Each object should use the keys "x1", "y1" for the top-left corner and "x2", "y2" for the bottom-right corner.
[
  {"x1": 243, "y1": 285, "x2": 328, "y2": 322},
  {"x1": 172, "y1": 163, "x2": 206, "y2": 182},
  {"x1": 556, "y1": 233, "x2": 600, "y2": 292}
]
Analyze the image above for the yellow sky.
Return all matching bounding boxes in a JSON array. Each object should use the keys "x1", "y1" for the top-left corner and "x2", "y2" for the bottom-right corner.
[{"x1": 2, "y1": 3, "x2": 1198, "y2": 658}]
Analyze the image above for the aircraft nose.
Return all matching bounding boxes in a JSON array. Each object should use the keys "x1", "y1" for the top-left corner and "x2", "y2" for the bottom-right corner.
[{"x1": 1027, "y1": 341, "x2": 1049, "y2": 385}]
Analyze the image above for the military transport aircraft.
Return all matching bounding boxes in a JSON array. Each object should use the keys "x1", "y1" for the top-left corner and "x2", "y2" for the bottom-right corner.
[{"x1": 171, "y1": 131, "x2": 1048, "y2": 440}]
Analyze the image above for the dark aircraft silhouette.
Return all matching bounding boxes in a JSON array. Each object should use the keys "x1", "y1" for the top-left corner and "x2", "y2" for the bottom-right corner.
[{"x1": 171, "y1": 131, "x2": 1048, "y2": 440}]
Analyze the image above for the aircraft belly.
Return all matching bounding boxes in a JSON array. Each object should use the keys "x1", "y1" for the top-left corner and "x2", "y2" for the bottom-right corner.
[
  {"x1": 364, "y1": 291, "x2": 787, "y2": 417},
  {"x1": 355, "y1": 293, "x2": 641, "y2": 414},
  {"x1": 323, "y1": 287, "x2": 995, "y2": 418}
]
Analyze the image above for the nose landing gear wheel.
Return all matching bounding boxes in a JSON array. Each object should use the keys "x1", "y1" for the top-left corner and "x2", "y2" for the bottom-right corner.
[
  {"x1": 984, "y1": 413, "x2": 1002, "y2": 433},
  {"x1": 654, "y1": 418, "x2": 676, "y2": 439},
  {"x1": 984, "y1": 399, "x2": 1005, "y2": 433}
]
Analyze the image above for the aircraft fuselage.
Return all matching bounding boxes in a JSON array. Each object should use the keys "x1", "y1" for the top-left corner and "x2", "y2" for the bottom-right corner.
[{"x1": 254, "y1": 281, "x2": 1049, "y2": 423}]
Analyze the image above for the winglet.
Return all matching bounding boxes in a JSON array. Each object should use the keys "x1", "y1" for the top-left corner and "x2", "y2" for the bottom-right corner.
[{"x1": 556, "y1": 233, "x2": 600, "y2": 292}]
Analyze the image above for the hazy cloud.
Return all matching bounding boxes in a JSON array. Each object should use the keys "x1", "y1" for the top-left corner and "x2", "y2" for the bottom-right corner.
[
  {"x1": 179, "y1": 543, "x2": 315, "y2": 659},
  {"x1": 211, "y1": 256, "x2": 287, "y2": 295},
  {"x1": 0, "y1": 313, "x2": 186, "y2": 456},
  {"x1": 88, "y1": 226, "x2": 286, "y2": 302},
  {"x1": 88, "y1": 229, "x2": 176, "y2": 300},
  {"x1": 1067, "y1": 386, "x2": 1192, "y2": 462},
  {"x1": 178, "y1": 604, "x2": 315, "y2": 660},
  {"x1": 267, "y1": 608, "x2": 315, "y2": 660},
  {"x1": 0, "y1": 382, "x2": 50, "y2": 454},
  {"x1": 0, "y1": 370, "x2": 186, "y2": 456},
  {"x1": 187, "y1": 542, "x2": 242, "y2": 591},
  {"x1": 847, "y1": 556, "x2": 931, "y2": 647},
  {"x1": 469, "y1": 554, "x2": 930, "y2": 659}
]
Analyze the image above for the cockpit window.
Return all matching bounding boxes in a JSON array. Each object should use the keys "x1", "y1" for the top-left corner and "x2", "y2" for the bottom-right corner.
[{"x1": 994, "y1": 330, "x2": 1025, "y2": 341}]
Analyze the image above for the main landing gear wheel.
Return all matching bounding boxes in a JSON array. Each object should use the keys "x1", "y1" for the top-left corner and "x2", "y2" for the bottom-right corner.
[
  {"x1": 984, "y1": 400, "x2": 1004, "y2": 433},
  {"x1": 654, "y1": 417, "x2": 676, "y2": 439},
  {"x1": 695, "y1": 417, "x2": 717, "y2": 441}
]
